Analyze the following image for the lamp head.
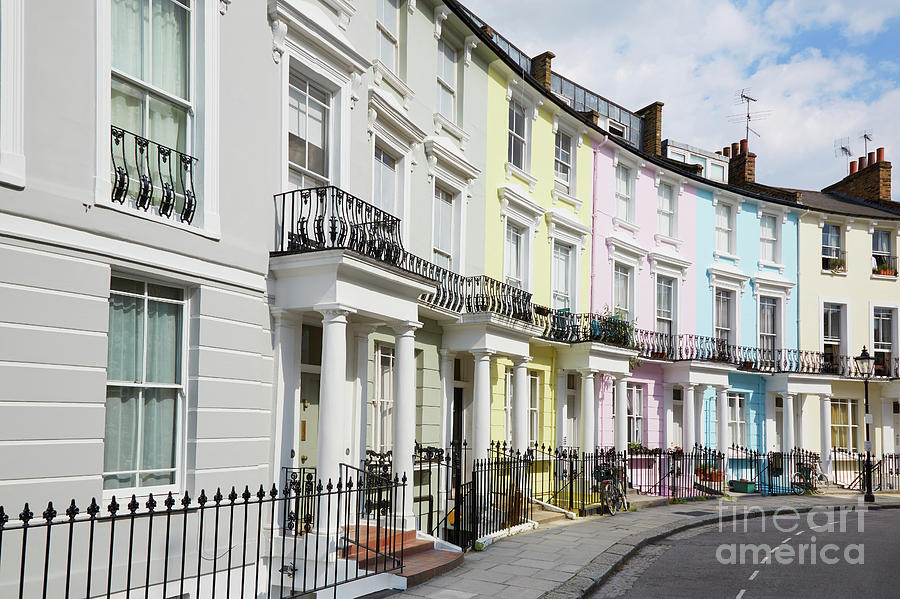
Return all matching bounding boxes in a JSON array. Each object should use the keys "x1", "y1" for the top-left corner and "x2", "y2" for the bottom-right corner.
[{"x1": 855, "y1": 346, "x2": 876, "y2": 378}]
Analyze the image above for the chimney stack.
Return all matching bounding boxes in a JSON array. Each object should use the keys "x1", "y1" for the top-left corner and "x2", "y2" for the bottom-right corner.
[
  {"x1": 530, "y1": 51, "x2": 555, "y2": 90},
  {"x1": 723, "y1": 146, "x2": 731, "y2": 158},
  {"x1": 823, "y1": 147, "x2": 891, "y2": 204},
  {"x1": 728, "y1": 138, "x2": 756, "y2": 185},
  {"x1": 635, "y1": 101, "x2": 665, "y2": 156}
]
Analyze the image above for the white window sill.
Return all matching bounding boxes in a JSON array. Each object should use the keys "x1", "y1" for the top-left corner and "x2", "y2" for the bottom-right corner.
[
  {"x1": 654, "y1": 233, "x2": 682, "y2": 249},
  {"x1": 871, "y1": 273, "x2": 898, "y2": 280},
  {"x1": 505, "y1": 162, "x2": 537, "y2": 192},
  {"x1": 714, "y1": 250, "x2": 740, "y2": 263},
  {"x1": 96, "y1": 198, "x2": 221, "y2": 241},
  {"x1": 551, "y1": 188, "x2": 582, "y2": 212},
  {"x1": 758, "y1": 259, "x2": 785, "y2": 273},
  {"x1": 613, "y1": 217, "x2": 640, "y2": 235},
  {"x1": 821, "y1": 269, "x2": 848, "y2": 276}
]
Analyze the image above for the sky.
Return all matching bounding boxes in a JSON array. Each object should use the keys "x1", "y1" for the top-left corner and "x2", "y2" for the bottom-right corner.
[{"x1": 463, "y1": 0, "x2": 900, "y2": 200}]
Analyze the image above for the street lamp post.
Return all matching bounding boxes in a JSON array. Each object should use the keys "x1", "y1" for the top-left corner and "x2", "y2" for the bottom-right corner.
[{"x1": 854, "y1": 346, "x2": 876, "y2": 503}]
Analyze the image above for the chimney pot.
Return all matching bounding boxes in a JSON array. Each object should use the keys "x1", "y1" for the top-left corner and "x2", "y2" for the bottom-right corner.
[
  {"x1": 740, "y1": 139, "x2": 748, "y2": 155},
  {"x1": 858, "y1": 156, "x2": 867, "y2": 170},
  {"x1": 877, "y1": 147, "x2": 885, "y2": 163},
  {"x1": 723, "y1": 146, "x2": 731, "y2": 157},
  {"x1": 850, "y1": 160, "x2": 858, "y2": 174},
  {"x1": 868, "y1": 151, "x2": 876, "y2": 167},
  {"x1": 731, "y1": 142, "x2": 740, "y2": 156}
]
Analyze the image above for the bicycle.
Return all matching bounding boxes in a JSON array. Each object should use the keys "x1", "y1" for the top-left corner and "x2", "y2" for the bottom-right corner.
[
  {"x1": 595, "y1": 464, "x2": 626, "y2": 515},
  {"x1": 792, "y1": 459, "x2": 830, "y2": 495}
]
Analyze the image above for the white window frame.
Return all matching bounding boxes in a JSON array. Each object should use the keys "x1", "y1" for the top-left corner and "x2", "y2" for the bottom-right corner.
[
  {"x1": 657, "y1": 182, "x2": 676, "y2": 238},
  {"x1": 554, "y1": 129, "x2": 574, "y2": 194},
  {"x1": 432, "y1": 185, "x2": 455, "y2": 270},
  {"x1": 0, "y1": 0, "x2": 26, "y2": 187},
  {"x1": 821, "y1": 301, "x2": 847, "y2": 370},
  {"x1": 95, "y1": 0, "x2": 220, "y2": 236},
  {"x1": 505, "y1": 221, "x2": 526, "y2": 289},
  {"x1": 759, "y1": 212, "x2": 781, "y2": 266},
  {"x1": 373, "y1": 343, "x2": 395, "y2": 454},
  {"x1": 831, "y1": 398, "x2": 859, "y2": 451},
  {"x1": 607, "y1": 235, "x2": 648, "y2": 320},
  {"x1": 376, "y1": 0, "x2": 400, "y2": 73},
  {"x1": 708, "y1": 263, "x2": 749, "y2": 345},
  {"x1": 436, "y1": 37, "x2": 457, "y2": 123},
  {"x1": 873, "y1": 306, "x2": 895, "y2": 376},
  {"x1": 821, "y1": 222, "x2": 844, "y2": 272},
  {"x1": 714, "y1": 288, "x2": 735, "y2": 344},
  {"x1": 552, "y1": 241, "x2": 574, "y2": 310},
  {"x1": 626, "y1": 383, "x2": 643, "y2": 446},
  {"x1": 529, "y1": 371, "x2": 540, "y2": 446},
  {"x1": 613, "y1": 262, "x2": 634, "y2": 321},
  {"x1": 546, "y1": 208, "x2": 589, "y2": 312},
  {"x1": 507, "y1": 98, "x2": 529, "y2": 173},
  {"x1": 103, "y1": 276, "x2": 188, "y2": 497},
  {"x1": 373, "y1": 144, "x2": 399, "y2": 215},
  {"x1": 728, "y1": 392, "x2": 747, "y2": 447},
  {"x1": 612, "y1": 150, "x2": 641, "y2": 234},
  {"x1": 872, "y1": 229, "x2": 894, "y2": 275},
  {"x1": 758, "y1": 296, "x2": 778, "y2": 360},
  {"x1": 715, "y1": 200, "x2": 736, "y2": 257},
  {"x1": 656, "y1": 275, "x2": 676, "y2": 336},
  {"x1": 499, "y1": 184, "x2": 544, "y2": 292},
  {"x1": 287, "y1": 71, "x2": 332, "y2": 188}
]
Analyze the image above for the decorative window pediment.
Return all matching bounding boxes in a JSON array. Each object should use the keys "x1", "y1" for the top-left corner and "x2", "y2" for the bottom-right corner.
[
  {"x1": 708, "y1": 262, "x2": 750, "y2": 293},
  {"x1": 607, "y1": 232, "x2": 648, "y2": 270},
  {"x1": 425, "y1": 137, "x2": 480, "y2": 192},
  {"x1": 498, "y1": 184, "x2": 544, "y2": 232},
  {"x1": 367, "y1": 88, "x2": 425, "y2": 151},
  {"x1": 545, "y1": 209, "x2": 589, "y2": 250}
]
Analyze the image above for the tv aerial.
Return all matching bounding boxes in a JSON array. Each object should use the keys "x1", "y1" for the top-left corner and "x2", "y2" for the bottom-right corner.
[
  {"x1": 728, "y1": 89, "x2": 772, "y2": 140},
  {"x1": 834, "y1": 137, "x2": 853, "y2": 174},
  {"x1": 859, "y1": 130, "x2": 873, "y2": 155}
]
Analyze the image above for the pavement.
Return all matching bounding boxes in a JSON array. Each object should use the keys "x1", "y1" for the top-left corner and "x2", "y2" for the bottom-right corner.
[{"x1": 389, "y1": 493, "x2": 900, "y2": 599}]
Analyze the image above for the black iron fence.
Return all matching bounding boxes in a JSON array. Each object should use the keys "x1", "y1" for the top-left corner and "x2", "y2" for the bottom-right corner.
[
  {"x1": 0, "y1": 473, "x2": 406, "y2": 599},
  {"x1": 528, "y1": 445, "x2": 628, "y2": 514},
  {"x1": 110, "y1": 126, "x2": 198, "y2": 224},
  {"x1": 728, "y1": 446, "x2": 822, "y2": 495},
  {"x1": 627, "y1": 445, "x2": 725, "y2": 500},
  {"x1": 412, "y1": 442, "x2": 473, "y2": 549},
  {"x1": 830, "y1": 449, "x2": 900, "y2": 491}
]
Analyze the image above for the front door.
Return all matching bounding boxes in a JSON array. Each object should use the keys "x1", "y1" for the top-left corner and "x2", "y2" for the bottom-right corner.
[
  {"x1": 673, "y1": 398, "x2": 683, "y2": 448},
  {"x1": 297, "y1": 372, "x2": 320, "y2": 470},
  {"x1": 565, "y1": 390, "x2": 578, "y2": 448},
  {"x1": 775, "y1": 405, "x2": 783, "y2": 451}
]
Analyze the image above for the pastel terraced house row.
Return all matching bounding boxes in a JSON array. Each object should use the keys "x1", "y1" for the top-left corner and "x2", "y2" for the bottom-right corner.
[{"x1": 5, "y1": 0, "x2": 900, "y2": 528}]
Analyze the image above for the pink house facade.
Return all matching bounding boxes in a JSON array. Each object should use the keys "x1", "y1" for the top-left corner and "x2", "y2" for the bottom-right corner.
[{"x1": 590, "y1": 140, "x2": 698, "y2": 449}]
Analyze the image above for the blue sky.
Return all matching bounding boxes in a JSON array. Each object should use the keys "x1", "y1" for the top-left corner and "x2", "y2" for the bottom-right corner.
[{"x1": 464, "y1": 0, "x2": 900, "y2": 199}]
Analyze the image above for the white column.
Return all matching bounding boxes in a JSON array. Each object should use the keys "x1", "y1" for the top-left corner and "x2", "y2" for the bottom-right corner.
[
  {"x1": 555, "y1": 370, "x2": 566, "y2": 449},
  {"x1": 663, "y1": 383, "x2": 675, "y2": 449},
  {"x1": 392, "y1": 321, "x2": 420, "y2": 522},
  {"x1": 695, "y1": 385, "x2": 706, "y2": 446},
  {"x1": 821, "y1": 395, "x2": 832, "y2": 476},
  {"x1": 316, "y1": 306, "x2": 353, "y2": 484},
  {"x1": 353, "y1": 326, "x2": 376, "y2": 470},
  {"x1": 512, "y1": 356, "x2": 531, "y2": 451},
  {"x1": 615, "y1": 377, "x2": 628, "y2": 452},
  {"x1": 796, "y1": 395, "x2": 806, "y2": 449},
  {"x1": 472, "y1": 350, "x2": 494, "y2": 459},
  {"x1": 716, "y1": 386, "x2": 729, "y2": 455},
  {"x1": 683, "y1": 384, "x2": 696, "y2": 450},
  {"x1": 439, "y1": 350, "x2": 456, "y2": 450},
  {"x1": 783, "y1": 393, "x2": 795, "y2": 452},
  {"x1": 270, "y1": 309, "x2": 300, "y2": 485},
  {"x1": 580, "y1": 369, "x2": 596, "y2": 452},
  {"x1": 882, "y1": 398, "x2": 895, "y2": 455}
]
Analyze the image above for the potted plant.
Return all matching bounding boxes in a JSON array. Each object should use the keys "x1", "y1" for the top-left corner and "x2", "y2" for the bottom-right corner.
[
  {"x1": 694, "y1": 463, "x2": 724, "y2": 482},
  {"x1": 828, "y1": 258, "x2": 846, "y2": 272}
]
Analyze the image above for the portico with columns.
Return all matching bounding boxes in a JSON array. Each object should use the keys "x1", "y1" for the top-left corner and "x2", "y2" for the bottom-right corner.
[{"x1": 269, "y1": 250, "x2": 435, "y2": 528}]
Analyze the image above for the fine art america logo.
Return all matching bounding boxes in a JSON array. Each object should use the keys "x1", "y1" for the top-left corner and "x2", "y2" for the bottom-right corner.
[{"x1": 714, "y1": 500, "x2": 866, "y2": 566}]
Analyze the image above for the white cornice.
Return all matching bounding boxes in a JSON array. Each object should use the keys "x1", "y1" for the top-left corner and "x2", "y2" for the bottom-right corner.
[
  {"x1": 367, "y1": 88, "x2": 426, "y2": 149},
  {"x1": 708, "y1": 262, "x2": 750, "y2": 293},
  {"x1": 424, "y1": 137, "x2": 480, "y2": 188}
]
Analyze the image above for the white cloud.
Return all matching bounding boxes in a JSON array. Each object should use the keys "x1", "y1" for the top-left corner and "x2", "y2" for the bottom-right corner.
[{"x1": 463, "y1": 0, "x2": 899, "y2": 199}]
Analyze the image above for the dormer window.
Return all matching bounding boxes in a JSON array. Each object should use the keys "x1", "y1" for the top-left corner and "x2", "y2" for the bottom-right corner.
[{"x1": 608, "y1": 120, "x2": 626, "y2": 138}]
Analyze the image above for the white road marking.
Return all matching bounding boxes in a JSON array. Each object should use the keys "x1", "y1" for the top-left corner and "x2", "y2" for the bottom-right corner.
[
  {"x1": 736, "y1": 590, "x2": 746, "y2": 599},
  {"x1": 782, "y1": 537, "x2": 791, "y2": 543},
  {"x1": 794, "y1": 531, "x2": 803, "y2": 536},
  {"x1": 749, "y1": 570, "x2": 759, "y2": 581}
]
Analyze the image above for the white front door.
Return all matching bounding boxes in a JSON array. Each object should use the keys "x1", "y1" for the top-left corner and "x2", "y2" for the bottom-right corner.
[{"x1": 673, "y1": 399, "x2": 684, "y2": 448}]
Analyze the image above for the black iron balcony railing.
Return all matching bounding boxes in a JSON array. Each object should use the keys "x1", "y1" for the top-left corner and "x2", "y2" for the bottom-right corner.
[
  {"x1": 110, "y1": 126, "x2": 198, "y2": 224},
  {"x1": 872, "y1": 254, "x2": 898, "y2": 277},
  {"x1": 275, "y1": 186, "x2": 404, "y2": 263},
  {"x1": 544, "y1": 310, "x2": 634, "y2": 347}
]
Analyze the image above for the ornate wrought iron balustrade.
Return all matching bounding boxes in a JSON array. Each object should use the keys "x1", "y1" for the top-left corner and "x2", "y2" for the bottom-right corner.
[{"x1": 110, "y1": 126, "x2": 198, "y2": 224}]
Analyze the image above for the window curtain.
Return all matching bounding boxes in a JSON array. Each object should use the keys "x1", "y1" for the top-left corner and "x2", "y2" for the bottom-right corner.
[
  {"x1": 149, "y1": 0, "x2": 189, "y2": 152},
  {"x1": 112, "y1": 0, "x2": 144, "y2": 78},
  {"x1": 108, "y1": 294, "x2": 144, "y2": 382},
  {"x1": 146, "y1": 299, "x2": 182, "y2": 384},
  {"x1": 874, "y1": 231, "x2": 890, "y2": 254},
  {"x1": 103, "y1": 386, "x2": 139, "y2": 489},
  {"x1": 141, "y1": 388, "x2": 177, "y2": 486}
]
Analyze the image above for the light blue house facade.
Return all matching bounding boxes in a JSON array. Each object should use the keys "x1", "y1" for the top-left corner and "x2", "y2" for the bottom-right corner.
[{"x1": 692, "y1": 185, "x2": 800, "y2": 453}]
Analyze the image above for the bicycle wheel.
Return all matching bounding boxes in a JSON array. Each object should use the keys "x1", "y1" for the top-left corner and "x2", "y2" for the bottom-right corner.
[{"x1": 607, "y1": 486, "x2": 618, "y2": 516}]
